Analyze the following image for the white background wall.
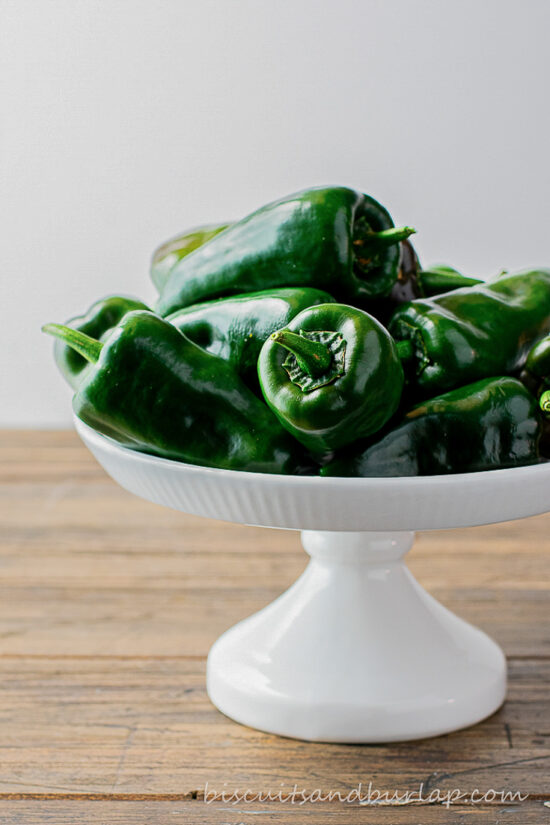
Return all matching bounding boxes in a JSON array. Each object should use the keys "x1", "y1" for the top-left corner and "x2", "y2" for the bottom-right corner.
[{"x1": 2, "y1": 0, "x2": 549, "y2": 426}]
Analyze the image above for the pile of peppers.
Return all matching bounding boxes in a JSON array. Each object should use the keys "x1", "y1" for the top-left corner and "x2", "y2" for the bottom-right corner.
[{"x1": 43, "y1": 186, "x2": 550, "y2": 477}]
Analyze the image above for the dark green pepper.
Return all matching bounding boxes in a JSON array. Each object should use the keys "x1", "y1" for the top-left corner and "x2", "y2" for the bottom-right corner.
[
  {"x1": 520, "y1": 336, "x2": 550, "y2": 457},
  {"x1": 257, "y1": 303, "x2": 405, "y2": 456},
  {"x1": 151, "y1": 222, "x2": 231, "y2": 293},
  {"x1": 416, "y1": 265, "x2": 483, "y2": 297},
  {"x1": 53, "y1": 295, "x2": 150, "y2": 389},
  {"x1": 389, "y1": 269, "x2": 550, "y2": 395},
  {"x1": 42, "y1": 311, "x2": 302, "y2": 474},
  {"x1": 167, "y1": 287, "x2": 333, "y2": 390},
  {"x1": 322, "y1": 377, "x2": 542, "y2": 477},
  {"x1": 521, "y1": 334, "x2": 550, "y2": 396},
  {"x1": 520, "y1": 335, "x2": 550, "y2": 448},
  {"x1": 156, "y1": 187, "x2": 415, "y2": 315}
]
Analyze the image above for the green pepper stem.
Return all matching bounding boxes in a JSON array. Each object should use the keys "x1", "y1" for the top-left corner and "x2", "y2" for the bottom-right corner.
[
  {"x1": 271, "y1": 330, "x2": 332, "y2": 377},
  {"x1": 395, "y1": 339, "x2": 414, "y2": 362},
  {"x1": 42, "y1": 323, "x2": 103, "y2": 364},
  {"x1": 354, "y1": 225, "x2": 416, "y2": 249},
  {"x1": 540, "y1": 390, "x2": 550, "y2": 417}
]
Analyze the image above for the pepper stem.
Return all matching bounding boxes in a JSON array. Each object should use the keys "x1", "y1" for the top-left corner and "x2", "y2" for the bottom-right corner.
[
  {"x1": 271, "y1": 330, "x2": 332, "y2": 377},
  {"x1": 42, "y1": 323, "x2": 103, "y2": 364},
  {"x1": 395, "y1": 339, "x2": 414, "y2": 362},
  {"x1": 540, "y1": 390, "x2": 550, "y2": 417},
  {"x1": 354, "y1": 225, "x2": 416, "y2": 249}
]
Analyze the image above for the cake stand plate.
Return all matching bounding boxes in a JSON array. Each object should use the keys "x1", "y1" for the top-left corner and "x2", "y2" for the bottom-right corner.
[{"x1": 75, "y1": 416, "x2": 550, "y2": 743}]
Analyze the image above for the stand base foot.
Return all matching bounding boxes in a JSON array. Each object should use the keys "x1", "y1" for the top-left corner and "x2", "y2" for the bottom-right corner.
[{"x1": 206, "y1": 531, "x2": 506, "y2": 742}]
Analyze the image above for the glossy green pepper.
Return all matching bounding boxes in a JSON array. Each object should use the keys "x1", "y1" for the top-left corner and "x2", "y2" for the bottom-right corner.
[
  {"x1": 156, "y1": 187, "x2": 415, "y2": 315},
  {"x1": 258, "y1": 303, "x2": 405, "y2": 456},
  {"x1": 520, "y1": 337, "x2": 550, "y2": 441},
  {"x1": 322, "y1": 377, "x2": 542, "y2": 477},
  {"x1": 167, "y1": 287, "x2": 333, "y2": 390},
  {"x1": 151, "y1": 222, "x2": 231, "y2": 293},
  {"x1": 389, "y1": 269, "x2": 550, "y2": 395},
  {"x1": 521, "y1": 334, "x2": 550, "y2": 395},
  {"x1": 53, "y1": 295, "x2": 150, "y2": 389},
  {"x1": 415, "y1": 265, "x2": 483, "y2": 297},
  {"x1": 42, "y1": 311, "x2": 302, "y2": 474}
]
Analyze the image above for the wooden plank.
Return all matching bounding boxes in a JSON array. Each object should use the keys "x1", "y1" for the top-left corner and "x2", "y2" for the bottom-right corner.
[
  {"x1": 0, "y1": 433, "x2": 548, "y2": 657},
  {"x1": 0, "y1": 579, "x2": 546, "y2": 657},
  {"x1": 0, "y1": 431, "x2": 101, "y2": 483},
  {"x1": 0, "y1": 657, "x2": 546, "y2": 796},
  {"x1": 0, "y1": 799, "x2": 546, "y2": 824}
]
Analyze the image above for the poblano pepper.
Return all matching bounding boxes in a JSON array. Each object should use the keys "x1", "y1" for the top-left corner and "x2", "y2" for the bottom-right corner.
[
  {"x1": 151, "y1": 222, "x2": 231, "y2": 293},
  {"x1": 53, "y1": 295, "x2": 150, "y2": 389},
  {"x1": 521, "y1": 334, "x2": 550, "y2": 397},
  {"x1": 257, "y1": 303, "x2": 405, "y2": 456},
  {"x1": 389, "y1": 269, "x2": 550, "y2": 395},
  {"x1": 167, "y1": 287, "x2": 333, "y2": 390},
  {"x1": 156, "y1": 187, "x2": 415, "y2": 315},
  {"x1": 321, "y1": 377, "x2": 542, "y2": 477},
  {"x1": 42, "y1": 311, "x2": 302, "y2": 474},
  {"x1": 415, "y1": 265, "x2": 482, "y2": 296},
  {"x1": 519, "y1": 336, "x2": 550, "y2": 457}
]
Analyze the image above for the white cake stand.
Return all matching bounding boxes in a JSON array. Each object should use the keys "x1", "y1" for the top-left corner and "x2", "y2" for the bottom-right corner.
[{"x1": 75, "y1": 416, "x2": 550, "y2": 743}]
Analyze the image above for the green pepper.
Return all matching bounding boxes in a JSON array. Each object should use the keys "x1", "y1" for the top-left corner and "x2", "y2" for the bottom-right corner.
[
  {"x1": 520, "y1": 337, "x2": 550, "y2": 454},
  {"x1": 257, "y1": 303, "x2": 405, "y2": 456},
  {"x1": 321, "y1": 377, "x2": 542, "y2": 477},
  {"x1": 42, "y1": 311, "x2": 302, "y2": 474},
  {"x1": 521, "y1": 334, "x2": 550, "y2": 396},
  {"x1": 416, "y1": 265, "x2": 483, "y2": 297},
  {"x1": 156, "y1": 187, "x2": 415, "y2": 315},
  {"x1": 389, "y1": 269, "x2": 550, "y2": 395},
  {"x1": 167, "y1": 287, "x2": 333, "y2": 390},
  {"x1": 523, "y1": 340, "x2": 550, "y2": 456},
  {"x1": 151, "y1": 222, "x2": 231, "y2": 293},
  {"x1": 53, "y1": 295, "x2": 150, "y2": 389}
]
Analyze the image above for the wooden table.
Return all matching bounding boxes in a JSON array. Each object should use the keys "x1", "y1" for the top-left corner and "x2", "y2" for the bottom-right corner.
[{"x1": 0, "y1": 431, "x2": 548, "y2": 824}]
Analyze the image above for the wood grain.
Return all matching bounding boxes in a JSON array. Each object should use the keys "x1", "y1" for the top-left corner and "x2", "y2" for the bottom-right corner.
[
  {"x1": 0, "y1": 656, "x2": 547, "y2": 796},
  {"x1": 0, "y1": 431, "x2": 548, "y2": 822},
  {"x1": 0, "y1": 800, "x2": 547, "y2": 824}
]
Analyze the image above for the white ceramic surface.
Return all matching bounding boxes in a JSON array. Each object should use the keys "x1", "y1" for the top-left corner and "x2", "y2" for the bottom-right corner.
[{"x1": 75, "y1": 416, "x2": 550, "y2": 742}]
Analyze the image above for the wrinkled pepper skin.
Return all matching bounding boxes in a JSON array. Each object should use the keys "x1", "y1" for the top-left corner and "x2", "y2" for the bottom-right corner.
[
  {"x1": 150, "y1": 222, "x2": 231, "y2": 293},
  {"x1": 43, "y1": 312, "x2": 302, "y2": 474},
  {"x1": 53, "y1": 295, "x2": 149, "y2": 389},
  {"x1": 156, "y1": 187, "x2": 414, "y2": 315},
  {"x1": 321, "y1": 377, "x2": 542, "y2": 477},
  {"x1": 167, "y1": 287, "x2": 333, "y2": 390},
  {"x1": 258, "y1": 303, "x2": 404, "y2": 456},
  {"x1": 389, "y1": 269, "x2": 550, "y2": 395}
]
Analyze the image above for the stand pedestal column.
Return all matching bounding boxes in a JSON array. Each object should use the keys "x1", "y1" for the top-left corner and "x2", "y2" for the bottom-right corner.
[{"x1": 206, "y1": 530, "x2": 506, "y2": 742}]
